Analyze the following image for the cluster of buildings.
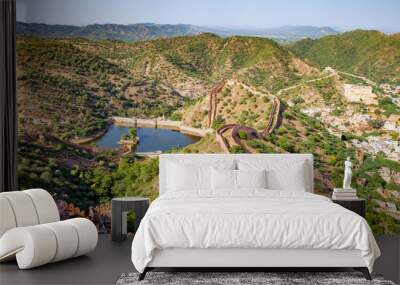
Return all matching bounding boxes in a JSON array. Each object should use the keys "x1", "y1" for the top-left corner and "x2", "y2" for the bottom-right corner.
[
  {"x1": 311, "y1": 75, "x2": 400, "y2": 221},
  {"x1": 301, "y1": 107, "x2": 371, "y2": 133},
  {"x1": 301, "y1": 107, "x2": 399, "y2": 161},
  {"x1": 380, "y1": 83, "x2": 400, "y2": 96},
  {"x1": 380, "y1": 83, "x2": 400, "y2": 107},
  {"x1": 352, "y1": 136, "x2": 399, "y2": 161},
  {"x1": 300, "y1": 80, "x2": 399, "y2": 162},
  {"x1": 343, "y1": 84, "x2": 378, "y2": 105}
]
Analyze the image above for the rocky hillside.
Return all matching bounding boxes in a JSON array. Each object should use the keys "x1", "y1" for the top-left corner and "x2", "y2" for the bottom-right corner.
[
  {"x1": 17, "y1": 33, "x2": 319, "y2": 141},
  {"x1": 290, "y1": 30, "x2": 400, "y2": 84}
]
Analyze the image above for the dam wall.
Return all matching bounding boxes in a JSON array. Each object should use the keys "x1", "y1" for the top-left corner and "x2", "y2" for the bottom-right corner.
[{"x1": 112, "y1": 117, "x2": 212, "y2": 137}]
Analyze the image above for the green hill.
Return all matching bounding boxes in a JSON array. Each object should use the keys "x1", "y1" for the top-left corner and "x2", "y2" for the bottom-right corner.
[
  {"x1": 290, "y1": 30, "x2": 400, "y2": 84},
  {"x1": 16, "y1": 33, "x2": 318, "y2": 207},
  {"x1": 16, "y1": 33, "x2": 400, "y2": 234},
  {"x1": 139, "y1": 33, "x2": 318, "y2": 92}
]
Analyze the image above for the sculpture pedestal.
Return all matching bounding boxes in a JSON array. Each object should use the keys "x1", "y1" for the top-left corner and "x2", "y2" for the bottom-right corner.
[{"x1": 332, "y1": 188, "x2": 358, "y2": 200}]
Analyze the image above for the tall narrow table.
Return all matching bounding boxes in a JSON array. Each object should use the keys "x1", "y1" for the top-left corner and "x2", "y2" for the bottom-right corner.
[{"x1": 111, "y1": 197, "x2": 149, "y2": 242}]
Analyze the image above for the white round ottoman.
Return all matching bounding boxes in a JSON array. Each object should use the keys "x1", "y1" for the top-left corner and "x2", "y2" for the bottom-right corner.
[{"x1": 0, "y1": 189, "x2": 98, "y2": 269}]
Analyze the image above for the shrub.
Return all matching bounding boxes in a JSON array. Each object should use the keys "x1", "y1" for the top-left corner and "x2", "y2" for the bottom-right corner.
[
  {"x1": 332, "y1": 107, "x2": 343, "y2": 116},
  {"x1": 129, "y1": 128, "x2": 137, "y2": 137},
  {"x1": 277, "y1": 135, "x2": 294, "y2": 152},
  {"x1": 212, "y1": 115, "x2": 225, "y2": 130},
  {"x1": 169, "y1": 112, "x2": 182, "y2": 121},
  {"x1": 238, "y1": 130, "x2": 248, "y2": 139},
  {"x1": 292, "y1": 97, "x2": 305, "y2": 105},
  {"x1": 368, "y1": 119, "x2": 385, "y2": 129},
  {"x1": 230, "y1": 145, "x2": 245, "y2": 153}
]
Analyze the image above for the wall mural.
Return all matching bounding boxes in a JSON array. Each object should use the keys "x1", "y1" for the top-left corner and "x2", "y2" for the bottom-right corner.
[{"x1": 16, "y1": 1, "x2": 400, "y2": 234}]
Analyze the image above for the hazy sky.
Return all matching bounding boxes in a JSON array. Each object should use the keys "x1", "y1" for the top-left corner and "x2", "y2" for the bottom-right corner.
[{"x1": 16, "y1": 0, "x2": 400, "y2": 32}]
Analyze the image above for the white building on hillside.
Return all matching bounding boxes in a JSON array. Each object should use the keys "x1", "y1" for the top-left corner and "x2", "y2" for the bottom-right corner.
[{"x1": 343, "y1": 84, "x2": 378, "y2": 105}]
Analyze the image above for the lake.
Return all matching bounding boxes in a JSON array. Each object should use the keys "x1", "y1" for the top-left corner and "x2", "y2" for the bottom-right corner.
[{"x1": 95, "y1": 124, "x2": 200, "y2": 152}]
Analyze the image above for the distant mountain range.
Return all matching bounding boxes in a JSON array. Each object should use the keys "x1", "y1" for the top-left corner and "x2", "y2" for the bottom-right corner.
[
  {"x1": 16, "y1": 22, "x2": 203, "y2": 41},
  {"x1": 16, "y1": 22, "x2": 339, "y2": 43}
]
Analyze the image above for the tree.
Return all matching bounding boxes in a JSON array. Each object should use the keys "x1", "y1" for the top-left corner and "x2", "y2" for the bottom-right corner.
[
  {"x1": 169, "y1": 112, "x2": 182, "y2": 121},
  {"x1": 368, "y1": 119, "x2": 384, "y2": 129},
  {"x1": 129, "y1": 128, "x2": 137, "y2": 138},
  {"x1": 212, "y1": 115, "x2": 225, "y2": 130},
  {"x1": 40, "y1": 171, "x2": 53, "y2": 183},
  {"x1": 238, "y1": 130, "x2": 248, "y2": 139},
  {"x1": 292, "y1": 97, "x2": 304, "y2": 105},
  {"x1": 277, "y1": 135, "x2": 293, "y2": 151},
  {"x1": 230, "y1": 145, "x2": 245, "y2": 153}
]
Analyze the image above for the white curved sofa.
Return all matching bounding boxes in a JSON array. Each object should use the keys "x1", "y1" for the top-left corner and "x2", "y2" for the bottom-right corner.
[{"x1": 0, "y1": 189, "x2": 98, "y2": 269}]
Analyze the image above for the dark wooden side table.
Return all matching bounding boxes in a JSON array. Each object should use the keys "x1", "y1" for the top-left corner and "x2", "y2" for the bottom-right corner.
[
  {"x1": 112, "y1": 197, "x2": 149, "y2": 241},
  {"x1": 332, "y1": 198, "x2": 366, "y2": 218}
]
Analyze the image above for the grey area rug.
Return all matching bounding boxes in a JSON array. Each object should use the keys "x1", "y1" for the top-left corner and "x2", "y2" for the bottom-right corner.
[{"x1": 116, "y1": 272, "x2": 395, "y2": 285}]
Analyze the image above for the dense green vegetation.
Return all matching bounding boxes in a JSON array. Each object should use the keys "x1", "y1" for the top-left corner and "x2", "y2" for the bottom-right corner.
[
  {"x1": 310, "y1": 77, "x2": 343, "y2": 106},
  {"x1": 378, "y1": 97, "x2": 400, "y2": 116},
  {"x1": 18, "y1": 139, "x2": 100, "y2": 210},
  {"x1": 18, "y1": 71, "x2": 109, "y2": 139},
  {"x1": 212, "y1": 115, "x2": 226, "y2": 130},
  {"x1": 290, "y1": 30, "x2": 400, "y2": 84},
  {"x1": 19, "y1": 138, "x2": 160, "y2": 208}
]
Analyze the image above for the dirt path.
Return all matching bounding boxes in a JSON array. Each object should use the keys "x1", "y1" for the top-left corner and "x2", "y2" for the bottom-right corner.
[
  {"x1": 336, "y1": 70, "x2": 376, "y2": 86},
  {"x1": 276, "y1": 74, "x2": 335, "y2": 96}
]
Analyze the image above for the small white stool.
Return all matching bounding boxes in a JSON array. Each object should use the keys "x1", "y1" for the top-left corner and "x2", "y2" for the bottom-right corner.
[{"x1": 0, "y1": 189, "x2": 98, "y2": 269}]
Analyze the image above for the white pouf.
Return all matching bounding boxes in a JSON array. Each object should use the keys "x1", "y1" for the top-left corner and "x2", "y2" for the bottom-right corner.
[{"x1": 0, "y1": 189, "x2": 98, "y2": 269}]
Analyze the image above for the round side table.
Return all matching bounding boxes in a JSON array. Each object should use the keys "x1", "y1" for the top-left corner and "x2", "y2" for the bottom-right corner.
[{"x1": 111, "y1": 197, "x2": 149, "y2": 242}]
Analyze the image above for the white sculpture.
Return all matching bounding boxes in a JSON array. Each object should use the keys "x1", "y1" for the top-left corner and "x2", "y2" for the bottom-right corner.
[{"x1": 343, "y1": 157, "x2": 353, "y2": 189}]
